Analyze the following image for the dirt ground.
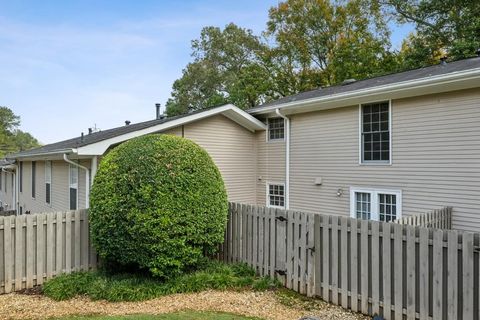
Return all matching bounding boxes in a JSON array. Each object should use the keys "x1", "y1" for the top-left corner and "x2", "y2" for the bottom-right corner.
[{"x1": 0, "y1": 290, "x2": 370, "y2": 320}]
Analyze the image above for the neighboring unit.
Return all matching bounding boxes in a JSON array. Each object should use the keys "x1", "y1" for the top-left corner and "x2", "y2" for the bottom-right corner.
[{"x1": 2, "y1": 57, "x2": 480, "y2": 232}]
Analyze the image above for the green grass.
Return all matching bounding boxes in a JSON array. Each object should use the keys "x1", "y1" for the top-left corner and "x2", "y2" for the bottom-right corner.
[
  {"x1": 43, "y1": 261, "x2": 279, "y2": 302},
  {"x1": 54, "y1": 311, "x2": 261, "y2": 319}
]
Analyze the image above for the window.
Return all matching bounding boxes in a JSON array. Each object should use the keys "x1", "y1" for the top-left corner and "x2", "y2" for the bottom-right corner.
[
  {"x1": 360, "y1": 101, "x2": 390, "y2": 163},
  {"x1": 19, "y1": 162, "x2": 23, "y2": 193},
  {"x1": 45, "y1": 161, "x2": 52, "y2": 204},
  {"x1": 350, "y1": 187, "x2": 401, "y2": 222},
  {"x1": 268, "y1": 118, "x2": 284, "y2": 141},
  {"x1": 69, "y1": 164, "x2": 78, "y2": 210},
  {"x1": 31, "y1": 161, "x2": 36, "y2": 198},
  {"x1": 267, "y1": 183, "x2": 285, "y2": 208}
]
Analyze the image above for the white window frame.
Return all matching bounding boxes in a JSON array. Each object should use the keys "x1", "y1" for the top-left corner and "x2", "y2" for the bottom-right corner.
[
  {"x1": 349, "y1": 187, "x2": 402, "y2": 221},
  {"x1": 266, "y1": 182, "x2": 286, "y2": 209},
  {"x1": 45, "y1": 161, "x2": 52, "y2": 205},
  {"x1": 358, "y1": 100, "x2": 392, "y2": 165},
  {"x1": 266, "y1": 117, "x2": 285, "y2": 142},
  {"x1": 69, "y1": 164, "x2": 78, "y2": 210}
]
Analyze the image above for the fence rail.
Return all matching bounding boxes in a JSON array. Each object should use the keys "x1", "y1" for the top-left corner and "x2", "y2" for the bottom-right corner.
[
  {"x1": 220, "y1": 203, "x2": 480, "y2": 320},
  {"x1": 0, "y1": 210, "x2": 97, "y2": 294},
  {"x1": 394, "y1": 206, "x2": 452, "y2": 229}
]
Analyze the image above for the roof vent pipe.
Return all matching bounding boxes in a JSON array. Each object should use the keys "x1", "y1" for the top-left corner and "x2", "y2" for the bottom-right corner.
[
  {"x1": 125, "y1": 120, "x2": 131, "y2": 126},
  {"x1": 155, "y1": 103, "x2": 161, "y2": 119},
  {"x1": 88, "y1": 128, "x2": 93, "y2": 135},
  {"x1": 81, "y1": 132, "x2": 84, "y2": 142}
]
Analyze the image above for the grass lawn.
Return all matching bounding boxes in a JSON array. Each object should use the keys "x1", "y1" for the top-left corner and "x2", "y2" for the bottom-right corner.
[{"x1": 56, "y1": 311, "x2": 261, "y2": 319}]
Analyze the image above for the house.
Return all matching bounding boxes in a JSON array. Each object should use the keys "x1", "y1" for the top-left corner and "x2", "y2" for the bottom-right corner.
[{"x1": 1, "y1": 56, "x2": 480, "y2": 232}]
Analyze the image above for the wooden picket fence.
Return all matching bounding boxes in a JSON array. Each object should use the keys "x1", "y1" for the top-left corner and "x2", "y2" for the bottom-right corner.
[
  {"x1": 394, "y1": 206, "x2": 452, "y2": 229},
  {"x1": 0, "y1": 210, "x2": 97, "y2": 294},
  {"x1": 219, "y1": 203, "x2": 480, "y2": 320}
]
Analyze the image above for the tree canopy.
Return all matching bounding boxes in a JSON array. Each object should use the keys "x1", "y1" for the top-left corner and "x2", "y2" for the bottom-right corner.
[
  {"x1": 0, "y1": 106, "x2": 41, "y2": 158},
  {"x1": 165, "y1": 0, "x2": 480, "y2": 116}
]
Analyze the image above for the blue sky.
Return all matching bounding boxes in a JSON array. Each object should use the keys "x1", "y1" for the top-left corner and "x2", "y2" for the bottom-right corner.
[{"x1": 0, "y1": 1, "x2": 413, "y2": 144}]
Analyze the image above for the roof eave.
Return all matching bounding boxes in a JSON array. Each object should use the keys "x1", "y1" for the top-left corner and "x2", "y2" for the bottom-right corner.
[
  {"x1": 249, "y1": 68, "x2": 480, "y2": 116},
  {"x1": 8, "y1": 148, "x2": 75, "y2": 160}
]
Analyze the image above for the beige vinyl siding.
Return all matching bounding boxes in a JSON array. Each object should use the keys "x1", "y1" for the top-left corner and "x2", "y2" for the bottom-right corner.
[
  {"x1": 289, "y1": 88, "x2": 480, "y2": 232},
  {"x1": 0, "y1": 171, "x2": 15, "y2": 210},
  {"x1": 255, "y1": 130, "x2": 286, "y2": 206},
  {"x1": 19, "y1": 160, "x2": 90, "y2": 213},
  {"x1": 162, "y1": 126, "x2": 183, "y2": 136},
  {"x1": 183, "y1": 114, "x2": 257, "y2": 204}
]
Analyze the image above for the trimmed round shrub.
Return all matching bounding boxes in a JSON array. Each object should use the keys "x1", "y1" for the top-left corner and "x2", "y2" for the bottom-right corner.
[{"x1": 89, "y1": 134, "x2": 228, "y2": 279}]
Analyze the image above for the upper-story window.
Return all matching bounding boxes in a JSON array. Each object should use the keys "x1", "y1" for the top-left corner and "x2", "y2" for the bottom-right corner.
[
  {"x1": 268, "y1": 118, "x2": 285, "y2": 141},
  {"x1": 19, "y1": 162, "x2": 23, "y2": 193},
  {"x1": 69, "y1": 164, "x2": 78, "y2": 210},
  {"x1": 45, "y1": 161, "x2": 52, "y2": 205},
  {"x1": 31, "y1": 161, "x2": 36, "y2": 198},
  {"x1": 361, "y1": 101, "x2": 390, "y2": 163}
]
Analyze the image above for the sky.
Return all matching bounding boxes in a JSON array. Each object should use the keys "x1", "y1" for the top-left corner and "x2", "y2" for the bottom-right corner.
[{"x1": 0, "y1": 0, "x2": 413, "y2": 144}]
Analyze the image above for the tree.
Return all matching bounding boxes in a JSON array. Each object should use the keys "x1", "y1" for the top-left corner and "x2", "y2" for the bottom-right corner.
[
  {"x1": 0, "y1": 106, "x2": 40, "y2": 158},
  {"x1": 384, "y1": 0, "x2": 480, "y2": 65},
  {"x1": 90, "y1": 134, "x2": 228, "y2": 278},
  {"x1": 166, "y1": 23, "x2": 272, "y2": 116},
  {"x1": 265, "y1": 0, "x2": 398, "y2": 91}
]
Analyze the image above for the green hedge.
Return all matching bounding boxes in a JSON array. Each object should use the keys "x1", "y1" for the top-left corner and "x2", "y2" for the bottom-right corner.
[{"x1": 89, "y1": 134, "x2": 228, "y2": 278}]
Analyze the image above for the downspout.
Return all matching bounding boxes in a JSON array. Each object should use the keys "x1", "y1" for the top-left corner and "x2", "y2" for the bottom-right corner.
[
  {"x1": 63, "y1": 154, "x2": 90, "y2": 209},
  {"x1": 275, "y1": 108, "x2": 290, "y2": 210}
]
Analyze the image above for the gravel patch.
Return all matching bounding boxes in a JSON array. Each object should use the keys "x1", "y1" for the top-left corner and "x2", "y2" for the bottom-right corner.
[{"x1": 0, "y1": 290, "x2": 370, "y2": 320}]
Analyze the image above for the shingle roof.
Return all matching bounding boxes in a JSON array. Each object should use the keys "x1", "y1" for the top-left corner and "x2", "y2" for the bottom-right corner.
[
  {"x1": 8, "y1": 106, "x2": 224, "y2": 158},
  {"x1": 248, "y1": 56, "x2": 480, "y2": 113}
]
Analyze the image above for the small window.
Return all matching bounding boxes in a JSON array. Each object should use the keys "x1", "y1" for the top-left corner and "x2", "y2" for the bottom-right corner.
[
  {"x1": 361, "y1": 102, "x2": 390, "y2": 163},
  {"x1": 19, "y1": 162, "x2": 23, "y2": 193},
  {"x1": 45, "y1": 161, "x2": 52, "y2": 204},
  {"x1": 267, "y1": 183, "x2": 285, "y2": 208},
  {"x1": 31, "y1": 161, "x2": 36, "y2": 198},
  {"x1": 268, "y1": 118, "x2": 284, "y2": 141},
  {"x1": 350, "y1": 187, "x2": 401, "y2": 222},
  {"x1": 69, "y1": 164, "x2": 78, "y2": 210}
]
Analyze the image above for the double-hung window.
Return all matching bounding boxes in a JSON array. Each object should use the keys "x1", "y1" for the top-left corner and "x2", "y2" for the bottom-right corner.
[
  {"x1": 350, "y1": 187, "x2": 401, "y2": 222},
  {"x1": 360, "y1": 101, "x2": 390, "y2": 163},
  {"x1": 69, "y1": 164, "x2": 78, "y2": 210},
  {"x1": 268, "y1": 118, "x2": 284, "y2": 141},
  {"x1": 45, "y1": 161, "x2": 52, "y2": 205},
  {"x1": 267, "y1": 183, "x2": 285, "y2": 208}
]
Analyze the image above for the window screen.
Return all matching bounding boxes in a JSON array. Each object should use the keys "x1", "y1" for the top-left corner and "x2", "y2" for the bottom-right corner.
[
  {"x1": 362, "y1": 102, "x2": 390, "y2": 162},
  {"x1": 31, "y1": 161, "x2": 36, "y2": 198},
  {"x1": 45, "y1": 161, "x2": 52, "y2": 204},
  {"x1": 69, "y1": 164, "x2": 78, "y2": 210}
]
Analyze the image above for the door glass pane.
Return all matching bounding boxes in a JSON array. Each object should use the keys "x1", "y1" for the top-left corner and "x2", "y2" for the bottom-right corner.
[
  {"x1": 379, "y1": 194, "x2": 397, "y2": 222},
  {"x1": 355, "y1": 192, "x2": 371, "y2": 220}
]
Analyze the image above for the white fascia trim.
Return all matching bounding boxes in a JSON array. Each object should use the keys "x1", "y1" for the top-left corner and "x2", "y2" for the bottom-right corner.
[
  {"x1": 12, "y1": 149, "x2": 74, "y2": 159},
  {"x1": 250, "y1": 68, "x2": 480, "y2": 115},
  {"x1": 77, "y1": 104, "x2": 267, "y2": 156}
]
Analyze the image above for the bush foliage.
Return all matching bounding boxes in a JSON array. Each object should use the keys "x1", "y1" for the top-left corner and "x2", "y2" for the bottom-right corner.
[
  {"x1": 42, "y1": 261, "x2": 279, "y2": 302},
  {"x1": 89, "y1": 134, "x2": 228, "y2": 278}
]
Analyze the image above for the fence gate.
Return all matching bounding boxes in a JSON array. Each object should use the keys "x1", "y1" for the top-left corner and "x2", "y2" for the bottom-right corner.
[{"x1": 219, "y1": 203, "x2": 316, "y2": 295}]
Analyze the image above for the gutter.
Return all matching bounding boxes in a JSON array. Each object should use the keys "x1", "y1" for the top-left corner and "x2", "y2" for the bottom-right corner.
[
  {"x1": 250, "y1": 67, "x2": 480, "y2": 115},
  {"x1": 63, "y1": 154, "x2": 90, "y2": 209},
  {"x1": 275, "y1": 108, "x2": 290, "y2": 210},
  {"x1": 11, "y1": 148, "x2": 74, "y2": 159}
]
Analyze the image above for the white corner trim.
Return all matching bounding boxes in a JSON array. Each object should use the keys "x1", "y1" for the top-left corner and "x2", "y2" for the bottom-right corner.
[{"x1": 349, "y1": 186, "x2": 402, "y2": 221}]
